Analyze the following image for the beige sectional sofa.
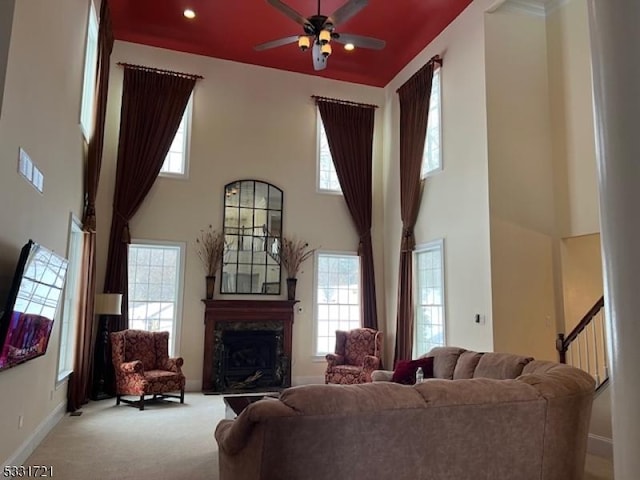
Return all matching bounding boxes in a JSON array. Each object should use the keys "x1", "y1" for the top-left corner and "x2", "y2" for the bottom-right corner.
[{"x1": 214, "y1": 347, "x2": 595, "y2": 480}]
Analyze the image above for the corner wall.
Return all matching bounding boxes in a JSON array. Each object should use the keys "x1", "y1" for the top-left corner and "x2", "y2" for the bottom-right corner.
[
  {"x1": 547, "y1": 0, "x2": 599, "y2": 237},
  {"x1": 0, "y1": 0, "x2": 87, "y2": 465},
  {"x1": 485, "y1": 8, "x2": 558, "y2": 361}
]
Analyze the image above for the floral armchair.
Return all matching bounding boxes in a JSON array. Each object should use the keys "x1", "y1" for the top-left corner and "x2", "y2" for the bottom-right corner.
[
  {"x1": 110, "y1": 329, "x2": 185, "y2": 410},
  {"x1": 325, "y1": 328, "x2": 382, "y2": 384}
]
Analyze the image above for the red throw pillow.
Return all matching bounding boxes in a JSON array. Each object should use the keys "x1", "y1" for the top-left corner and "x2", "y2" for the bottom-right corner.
[{"x1": 391, "y1": 356, "x2": 435, "y2": 385}]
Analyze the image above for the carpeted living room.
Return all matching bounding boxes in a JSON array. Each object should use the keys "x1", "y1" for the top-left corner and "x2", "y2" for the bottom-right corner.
[{"x1": 0, "y1": 0, "x2": 632, "y2": 478}]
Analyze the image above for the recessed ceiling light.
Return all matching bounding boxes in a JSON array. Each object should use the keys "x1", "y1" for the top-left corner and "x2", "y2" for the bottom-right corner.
[
  {"x1": 183, "y1": 8, "x2": 196, "y2": 19},
  {"x1": 344, "y1": 43, "x2": 355, "y2": 51}
]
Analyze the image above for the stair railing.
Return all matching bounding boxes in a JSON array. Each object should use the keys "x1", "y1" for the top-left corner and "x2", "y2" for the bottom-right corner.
[{"x1": 556, "y1": 296, "x2": 608, "y2": 388}]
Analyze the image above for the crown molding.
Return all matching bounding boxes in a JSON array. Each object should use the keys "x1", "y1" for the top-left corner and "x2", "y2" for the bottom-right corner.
[
  {"x1": 500, "y1": 0, "x2": 547, "y2": 17},
  {"x1": 494, "y1": 0, "x2": 571, "y2": 17},
  {"x1": 545, "y1": 0, "x2": 571, "y2": 15}
]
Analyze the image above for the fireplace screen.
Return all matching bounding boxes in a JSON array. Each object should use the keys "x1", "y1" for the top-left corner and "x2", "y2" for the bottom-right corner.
[{"x1": 218, "y1": 329, "x2": 283, "y2": 391}]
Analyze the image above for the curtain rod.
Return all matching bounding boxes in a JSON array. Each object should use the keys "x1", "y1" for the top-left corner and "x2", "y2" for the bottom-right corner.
[
  {"x1": 117, "y1": 62, "x2": 203, "y2": 80},
  {"x1": 311, "y1": 95, "x2": 378, "y2": 109},
  {"x1": 395, "y1": 54, "x2": 443, "y2": 93},
  {"x1": 430, "y1": 54, "x2": 443, "y2": 67}
]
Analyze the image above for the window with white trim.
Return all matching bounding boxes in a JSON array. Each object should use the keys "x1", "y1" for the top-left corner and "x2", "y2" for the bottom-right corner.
[
  {"x1": 317, "y1": 112, "x2": 341, "y2": 193},
  {"x1": 79, "y1": 2, "x2": 98, "y2": 140},
  {"x1": 420, "y1": 67, "x2": 442, "y2": 178},
  {"x1": 57, "y1": 216, "x2": 84, "y2": 382},
  {"x1": 315, "y1": 252, "x2": 360, "y2": 355},
  {"x1": 128, "y1": 242, "x2": 184, "y2": 356},
  {"x1": 160, "y1": 97, "x2": 192, "y2": 177},
  {"x1": 414, "y1": 239, "x2": 445, "y2": 358}
]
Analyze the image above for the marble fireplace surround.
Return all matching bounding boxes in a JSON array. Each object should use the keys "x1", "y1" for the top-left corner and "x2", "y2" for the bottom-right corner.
[{"x1": 201, "y1": 299, "x2": 296, "y2": 393}]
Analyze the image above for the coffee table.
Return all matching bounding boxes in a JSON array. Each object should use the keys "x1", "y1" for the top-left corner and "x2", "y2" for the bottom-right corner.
[{"x1": 223, "y1": 393, "x2": 279, "y2": 419}]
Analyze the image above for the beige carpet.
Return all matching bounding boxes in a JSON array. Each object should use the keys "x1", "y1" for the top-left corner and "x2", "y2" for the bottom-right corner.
[
  {"x1": 26, "y1": 393, "x2": 614, "y2": 479},
  {"x1": 26, "y1": 393, "x2": 223, "y2": 480}
]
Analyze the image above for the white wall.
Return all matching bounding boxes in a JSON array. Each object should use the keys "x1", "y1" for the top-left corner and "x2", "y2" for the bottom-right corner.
[
  {"x1": 547, "y1": 0, "x2": 599, "y2": 237},
  {"x1": 382, "y1": 0, "x2": 496, "y2": 366},
  {"x1": 485, "y1": 8, "x2": 558, "y2": 361},
  {"x1": 561, "y1": 233, "x2": 603, "y2": 331},
  {"x1": 95, "y1": 41, "x2": 386, "y2": 387},
  {"x1": 0, "y1": 0, "x2": 88, "y2": 464}
]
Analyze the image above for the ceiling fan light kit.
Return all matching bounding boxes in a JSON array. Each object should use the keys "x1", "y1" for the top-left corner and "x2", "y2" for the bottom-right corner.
[
  {"x1": 298, "y1": 35, "x2": 310, "y2": 51},
  {"x1": 319, "y1": 29, "x2": 331, "y2": 45},
  {"x1": 256, "y1": 0, "x2": 386, "y2": 71}
]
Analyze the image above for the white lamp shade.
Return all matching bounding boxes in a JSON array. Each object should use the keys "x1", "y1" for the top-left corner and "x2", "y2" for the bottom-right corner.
[{"x1": 94, "y1": 293, "x2": 123, "y2": 315}]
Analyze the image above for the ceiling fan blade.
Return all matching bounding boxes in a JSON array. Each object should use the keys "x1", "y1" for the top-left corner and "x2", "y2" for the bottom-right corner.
[
  {"x1": 327, "y1": 0, "x2": 368, "y2": 27},
  {"x1": 333, "y1": 33, "x2": 385, "y2": 50},
  {"x1": 266, "y1": 0, "x2": 313, "y2": 29},
  {"x1": 312, "y1": 42, "x2": 328, "y2": 71},
  {"x1": 254, "y1": 35, "x2": 300, "y2": 51}
]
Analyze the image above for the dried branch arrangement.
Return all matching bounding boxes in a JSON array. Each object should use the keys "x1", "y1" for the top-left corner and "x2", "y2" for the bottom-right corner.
[
  {"x1": 195, "y1": 225, "x2": 225, "y2": 277},
  {"x1": 277, "y1": 236, "x2": 316, "y2": 279}
]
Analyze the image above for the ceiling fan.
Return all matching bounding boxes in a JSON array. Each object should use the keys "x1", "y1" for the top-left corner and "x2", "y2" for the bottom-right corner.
[{"x1": 254, "y1": 0, "x2": 386, "y2": 71}]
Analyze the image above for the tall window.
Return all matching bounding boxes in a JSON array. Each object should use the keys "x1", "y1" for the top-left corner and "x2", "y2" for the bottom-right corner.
[
  {"x1": 128, "y1": 242, "x2": 184, "y2": 355},
  {"x1": 420, "y1": 67, "x2": 442, "y2": 178},
  {"x1": 315, "y1": 252, "x2": 360, "y2": 355},
  {"x1": 57, "y1": 216, "x2": 84, "y2": 382},
  {"x1": 317, "y1": 112, "x2": 341, "y2": 193},
  {"x1": 160, "y1": 97, "x2": 192, "y2": 177},
  {"x1": 414, "y1": 239, "x2": 445, "y2": 358},
  {"x1": 79, "y1": 1, "x2": 98, "y2": 140}
]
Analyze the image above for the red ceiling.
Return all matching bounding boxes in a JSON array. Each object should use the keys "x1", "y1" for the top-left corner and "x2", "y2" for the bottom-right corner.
[{"x1": 108, "y1": 0, "x2": 473, "y2": 87}]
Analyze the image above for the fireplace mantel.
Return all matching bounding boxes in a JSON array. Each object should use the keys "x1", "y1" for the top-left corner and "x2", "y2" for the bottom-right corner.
[{"x1": 201, "y1": 299, "x2": 297, "y2": 393}]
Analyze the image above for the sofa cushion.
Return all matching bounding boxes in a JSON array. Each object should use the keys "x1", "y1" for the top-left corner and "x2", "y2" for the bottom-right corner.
[
  {"x1": 414, "y1": 377, "x2": 543, "y2": 406},
  {"x1": 280, "y1": 383, "x2": 426, "y2": 415},
  {"x1": 453, "y1": 351, "x2": 483, "y2": 379},
  {"x1": 391, "y1": 357, "x2": 434, "y2": 385},
  {"x1": 473, "y1": 352, "x2": 533, "y2": 379},
  {"x1": 427, "y1": 346, "x2": 466, "y2": 379}
]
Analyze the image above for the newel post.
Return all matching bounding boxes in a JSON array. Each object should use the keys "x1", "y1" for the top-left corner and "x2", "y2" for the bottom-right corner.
[{"x1": 556, "y1": 333, "x2": 566, "y2": 364}]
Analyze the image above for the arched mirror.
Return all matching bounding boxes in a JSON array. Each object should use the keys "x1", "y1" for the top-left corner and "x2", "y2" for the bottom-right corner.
[{"x1": 221, "y1": 180, "x2": 283, "y2": 294}]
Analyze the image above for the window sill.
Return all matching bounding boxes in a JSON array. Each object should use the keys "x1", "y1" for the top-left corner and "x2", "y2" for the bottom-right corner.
[
  {"x1": 56, "y1": 370, "x2": 72, "y2": 388},
  {"x1": 316, "y1": 188, "x2": 343, "y2": 196},
  {"x1": 158, "y1": 172, "x2": 190, "y2": 181}
]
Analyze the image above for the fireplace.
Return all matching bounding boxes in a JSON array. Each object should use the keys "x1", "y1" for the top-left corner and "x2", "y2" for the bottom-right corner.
[{"x1": 202, "y1": 300, "x2": 296, "y2": 393}]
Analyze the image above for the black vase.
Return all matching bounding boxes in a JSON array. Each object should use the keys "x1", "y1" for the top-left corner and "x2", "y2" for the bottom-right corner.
[
  {"x1": 286, "y1": 278, "x2": 297, "y2": 301},
  {"x1": 206, "y1": 275, "x2": 216, "y2": 299}
]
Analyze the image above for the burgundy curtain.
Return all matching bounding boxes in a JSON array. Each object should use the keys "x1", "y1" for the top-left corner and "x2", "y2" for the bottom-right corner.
[
  {"x1": 317, "y1": 98, "x2": 378, "y2": 330},
  {"x1": 103, "y1": 68, "x2": 196, "y2": 330},
  {"x1": 97, "y1": 67, "x2": 195, "y2": 396},
  {"x1": 393, "y1": 58, "x2": 439, "y2": 363},
  {"x1": 67, "y1": 0, "x2": 113, "y2": 412}
]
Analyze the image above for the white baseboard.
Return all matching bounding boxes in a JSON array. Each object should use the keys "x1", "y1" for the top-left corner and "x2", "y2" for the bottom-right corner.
[
  {"x1": 588, "y1": 433, "x2": 613, "y2": 459},
  {"x1": 292, "y1": 375, "x2": 324, "y2": 386},
  {"x1": 2, "y1": 401, "x2": 66, "y2": 468}
]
